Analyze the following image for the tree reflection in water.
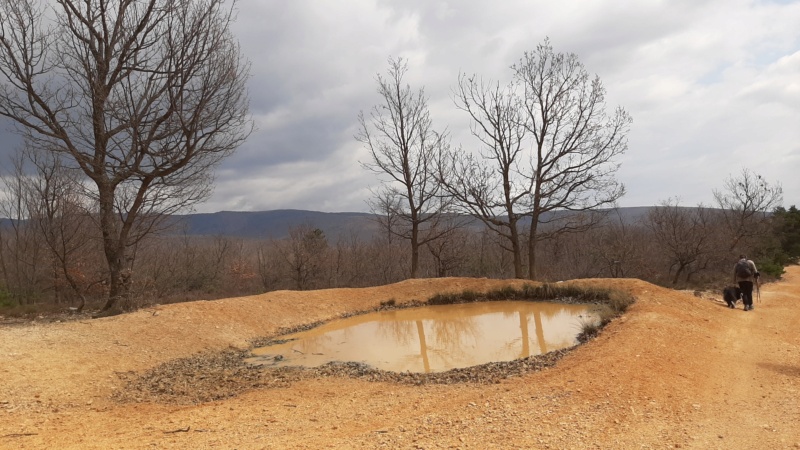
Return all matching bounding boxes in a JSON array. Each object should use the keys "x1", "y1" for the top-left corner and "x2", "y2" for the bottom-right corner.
[{"x1": 248, "y1": 301, "x2": 597, "y2": 373}]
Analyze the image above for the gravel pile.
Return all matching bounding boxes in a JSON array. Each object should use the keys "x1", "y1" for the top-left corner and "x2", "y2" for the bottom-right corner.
[{"x1": 113, "y1": 346, "x2": 573, "y2": 405}]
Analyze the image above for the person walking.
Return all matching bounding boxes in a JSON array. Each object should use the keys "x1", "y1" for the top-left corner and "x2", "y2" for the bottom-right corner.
[{"x1": 733, "y1": 255, "x2": 759, "y2": 311}]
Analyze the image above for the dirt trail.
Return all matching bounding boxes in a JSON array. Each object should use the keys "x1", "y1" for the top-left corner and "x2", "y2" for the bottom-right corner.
[
  {"x1": 672, "y1": 272, "x2": 800, "y2": 448},
  {"x1": 1, "y1": 267, "x2": 799, "y2": 449}
]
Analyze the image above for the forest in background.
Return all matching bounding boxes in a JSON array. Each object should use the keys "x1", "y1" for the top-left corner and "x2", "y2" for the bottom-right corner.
[{"x1": 1, "y1": 192, "x2": 798, "y2": 315}]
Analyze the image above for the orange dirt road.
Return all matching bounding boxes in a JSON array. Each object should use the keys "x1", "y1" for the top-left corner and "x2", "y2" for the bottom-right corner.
[{"x1": 1, "y1": 266, "x2": 799, "y2": 449}]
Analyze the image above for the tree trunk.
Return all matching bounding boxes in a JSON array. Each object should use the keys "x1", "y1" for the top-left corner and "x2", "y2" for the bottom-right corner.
[
  {"x1": 671, "y1": 264, "x2": 685, "y2": 286},
  {"x1": 98, "y1": 187, "x2": 126, "y2": 314},
  {"x1": 410, "y1": 223, "x2": 420, "y2": 278},
  {"x1": 509, "y1": 220, "x2": 523, "y2": 278},
  {"x1": 527, "y1": 220, "x2": 539, "y2": 280}
]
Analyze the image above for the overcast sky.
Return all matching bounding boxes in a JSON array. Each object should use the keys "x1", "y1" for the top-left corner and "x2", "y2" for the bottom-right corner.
[{"x1": 3, "y1": 0, "x2": 799, "y2": 213}]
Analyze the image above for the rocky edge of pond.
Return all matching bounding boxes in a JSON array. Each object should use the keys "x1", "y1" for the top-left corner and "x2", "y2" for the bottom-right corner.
[{"x1": 113, "y1": 295, "x2": 603, "y2": 406}]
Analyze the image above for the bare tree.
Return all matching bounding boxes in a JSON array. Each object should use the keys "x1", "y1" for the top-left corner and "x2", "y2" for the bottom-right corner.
[
  {"x1": 21, "y1": 147, "x2": 96, "y2": 311},
  {"x1": 591, "y1": 210, "x2": 645, "y2": 278},
  {"x1": 0, "y1": 156, "x2": 46, "y2": 304},
  {"x1": 645, "y1": 199, "x2": 718, "y2": 285},
  {"x1": 276, "y1": 225, "x2": 328, "y2": 291},
  {"x1": 357, "y1": 57, "x2": 453, "y2": 278},
  {"x1": 424, "y1": 221, "x2": 471, "y2": 277},
  {"x1": 466, "y1": 227, "x2": 515, "y2": 278},
  {"x1": 364, "y1": 234, "x2": 407, "y2": 285},
  {"x1": 440, "y1": 74, "x2": 530, "y2": 278},
  {"x1": 256, "y1": 241, "x2": 283, "y2": 292},
  {"x1": 330, "y1": 231, "x2": 369, "y2": 287},
  {"x1": 211, "y1": 236, "x2": 257, "y2": 296},
  {"x1": 539, "y1": 231, "x2": 601, "y2": 280},
  {"x1": 513, "y1": 39, "x2": 631, "y2": 279},
  {"x1": 713, "y1": 168, "x2": 783, "y2": 252},
  {"x1": 0, "y1": 0, "x2": 251, "y2": 314}
]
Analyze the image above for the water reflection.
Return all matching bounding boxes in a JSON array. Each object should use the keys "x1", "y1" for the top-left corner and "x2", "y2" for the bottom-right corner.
[{"x1": 248, "y1": 301, "x2": 596, "y2": 373}]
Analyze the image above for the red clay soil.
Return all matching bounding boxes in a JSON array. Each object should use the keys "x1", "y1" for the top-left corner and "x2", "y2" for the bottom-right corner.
[{"x1": 1, "y1": 266, "x2": 799, "y2": 449}]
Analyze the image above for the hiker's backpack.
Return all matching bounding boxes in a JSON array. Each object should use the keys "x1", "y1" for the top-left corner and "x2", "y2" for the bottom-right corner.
[{"x1": 735, "y1": 259, "x2": 753, "y2": 278}]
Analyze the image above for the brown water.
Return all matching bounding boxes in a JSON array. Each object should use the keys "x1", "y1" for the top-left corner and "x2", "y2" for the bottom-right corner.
[{"x1": 248, "y1": 301, "x2": 597, "y2": 373}]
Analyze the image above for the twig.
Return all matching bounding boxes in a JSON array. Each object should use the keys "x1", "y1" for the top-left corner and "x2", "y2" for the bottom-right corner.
[
  {"x1": 3, "y1": 433, "x2": 38, "y2": 438},
  {"x1": 163, "y1": 427, "x2": 190, "y2": 434}
]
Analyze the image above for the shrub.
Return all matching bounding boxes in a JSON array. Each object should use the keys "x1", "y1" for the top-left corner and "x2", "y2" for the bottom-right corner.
[
  {"x1": 484, "y1": 286, "x2": 520, "y2": 300},
  {"x1": 577, "y1": 318, "x2": 602, "y2": 343},
  {"x1": 428, "y1": 292, "x2": 465, "y2": 305},
  {"x1": 756, "y1": 259, "x2": 785, "y2": 279},
  {"x1": 461, "y1": 289, "x2": 479, "y2": 301},
  {"x1": 0, "y1": 288, "x2": 14, "y2": 309},
  {"x1": 607, "y1": 290, "x2": 635, "y2": 315}
]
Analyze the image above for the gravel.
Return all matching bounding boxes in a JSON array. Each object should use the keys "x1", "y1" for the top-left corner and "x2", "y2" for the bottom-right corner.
[{"x1": 113, "y1": 346, "x2": 574, "y2": 405}]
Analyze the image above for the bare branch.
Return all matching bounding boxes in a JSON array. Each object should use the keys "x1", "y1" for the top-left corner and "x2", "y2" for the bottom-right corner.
[
  {"x1": 713, "y1": 168, "x2": 783, "y2": 251},
  {"x1": 0, "y1": 0, "x2": 252, "y2": 312},
  {"x1": 439, "y1": 73, "x2": 530, "y2": 278},
  {"x1": 357, "y1": 57, "x2": 454, "y2": 278},
  {"x1": 513, "y1": 39, "x2": 631, "y2": 279}
]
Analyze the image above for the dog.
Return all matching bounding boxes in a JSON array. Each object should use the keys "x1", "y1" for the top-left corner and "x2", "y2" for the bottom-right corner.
[{"x1": 722, "y1": 286, "x2": 742, "y2": 308}]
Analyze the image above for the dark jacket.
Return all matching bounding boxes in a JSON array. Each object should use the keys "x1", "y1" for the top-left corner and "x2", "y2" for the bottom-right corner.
[{"x1": 733, "y1": 258, "x2": 758, "y2": 284}]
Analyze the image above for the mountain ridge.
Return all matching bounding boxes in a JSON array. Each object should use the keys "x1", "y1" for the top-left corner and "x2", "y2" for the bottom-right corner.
[
  {"x1": 1, "y1": 206, "x2": 682, "y2": 240},
  {"x1": 168, "y1": 209, "x2": 380, "y2": 240},
  {"x1": 170, "y1": 206, "x2": 658, "y2": 240}
]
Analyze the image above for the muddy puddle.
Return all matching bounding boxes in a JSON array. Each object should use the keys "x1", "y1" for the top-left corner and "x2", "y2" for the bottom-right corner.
[{"x1": 248, "y1": 301, "x2": 598, "y2": 373}]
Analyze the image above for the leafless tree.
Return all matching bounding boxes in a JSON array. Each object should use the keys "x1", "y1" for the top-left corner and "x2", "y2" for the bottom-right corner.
[
  {"x1": 0, "y1": 0, "x2": 251, "y2": 314},
  {"x1": 130, "y1": 235, "x2": 176, "y2": 300},
  {"x1": 330, "y1": 231, "x2": 369, "y2": 287},
  {"x1": 369, "y1": 188, "x2": 405, "y2": 245},
  {"x1": 130, "y1": 232, "x2": 258, "y2": 302},
  {"x1": 645, "y1": 199, "x2": 718, "y2": 285},
  {"x1": 513, "y1": 39, "x2": 631, "y2": 279},
  {"x1": 216, "y1": 237, "x2": 258, "y2": 296},
  {"x1": 592, "y1": 210, "x2": 645, "y2": 278},
  {"x1": 0, "y1": 156, "x2": 46, "y2": 303},
  {"x1": 170, "y1": 233, "x2": 230, "y2": 294},
  {"x1": 256, "y1": 241, "x2": 283, "y2": 292},
  {"x1": 20, "y1": 147, "x2": 96, "y2": 310},
  {"x1": 276, "y1": 225, "x2": 328, "y2": 290},
  {"x1": 357, "y1": 57, "x2": 453, "y2": 278},
  {"x1": 424, "y1": 222, "x2": 471, "y2": 278},
  {"x1": 538, "y1": 231, "x2": 601, "y2": 280},
  {"x1": 364, "y1": 234, "x2": 408, "y2": 284},
  {"x1": 466, "y1": 227, "x2": 515, "y2": 278},
  {"x1": 713, "y1": 168, "x2": 783, "y2": 252},
  {"x1": 440, "y1": 74, "x2": 530, "y2": 278}
]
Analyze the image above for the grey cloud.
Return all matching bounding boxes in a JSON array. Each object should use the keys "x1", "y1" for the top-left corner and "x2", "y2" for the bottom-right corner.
[{"x1": 2, "y1": 0, "x2": 800, "y2": 213}]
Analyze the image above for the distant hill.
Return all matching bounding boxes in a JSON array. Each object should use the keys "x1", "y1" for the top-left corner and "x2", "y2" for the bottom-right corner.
[
  {"x1": 0, "y1": 210, "x2": 383, "y2": 240},
  {"x1": 0, "y1": 207, "x2": 661, "y2": 239},
  {"x1": 595, "y1": 206, "x2": 653, "y2": 224},
  {"x1": 168, "y1": 209, "x2": 381, "y2": 240},
  {"x1": 169, "y1": 206, "x2": 659, "y2": 240}
]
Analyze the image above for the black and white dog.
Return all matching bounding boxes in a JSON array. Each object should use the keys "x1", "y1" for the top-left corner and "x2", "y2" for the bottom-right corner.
[{"x1": 722, "y1": 286, "x2": 742, "y2": 308}]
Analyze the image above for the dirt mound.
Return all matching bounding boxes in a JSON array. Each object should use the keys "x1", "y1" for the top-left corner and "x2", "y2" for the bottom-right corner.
[{"x1": 1, "y1": 269, "x2": 799, "y2": 449}]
